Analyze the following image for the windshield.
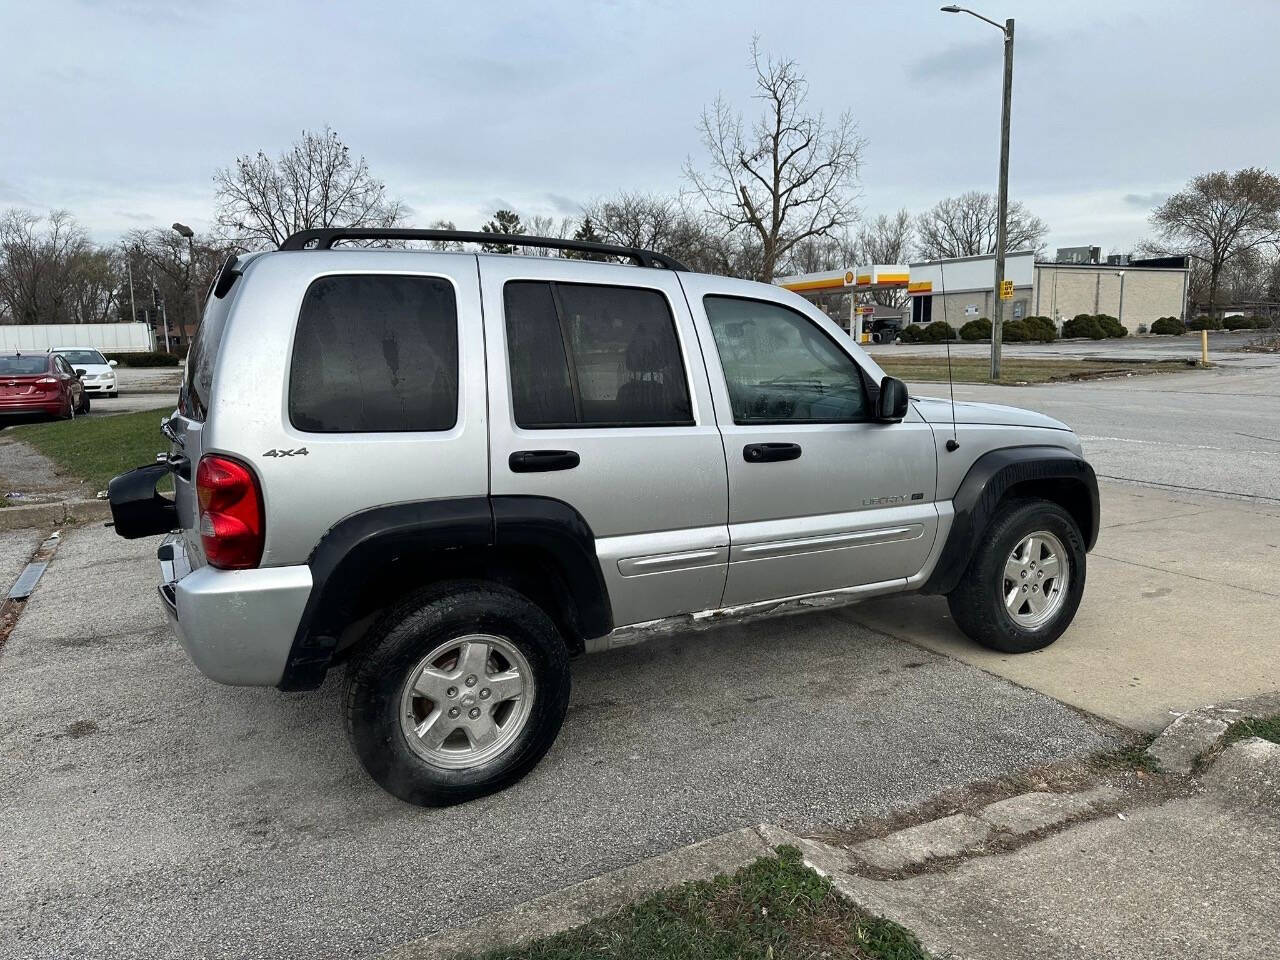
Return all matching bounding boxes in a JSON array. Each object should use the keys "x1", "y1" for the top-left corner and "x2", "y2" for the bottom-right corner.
[
  {"x1": 0, "y1": 355, "x2": 50, "y2": 375},
  {"x1": 55, "y1": 349, "x2": 107, "y2": 364}
]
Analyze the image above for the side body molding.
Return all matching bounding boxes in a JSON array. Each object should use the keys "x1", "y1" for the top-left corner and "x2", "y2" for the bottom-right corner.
[
  {"x1": 921, "y1": 445, "x2": 1100, "y2": 596},
  {"x1": 278, "y1": 495, "x2": 612, "y2": 692}
]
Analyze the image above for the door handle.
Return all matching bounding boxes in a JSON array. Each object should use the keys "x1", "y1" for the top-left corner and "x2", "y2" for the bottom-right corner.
[
  {"x1": 743, "y1": 442, "x2": 802, "y2": 463},
  {"x1": 509, "y1": 449, "x2": 581, "y2": 473}
]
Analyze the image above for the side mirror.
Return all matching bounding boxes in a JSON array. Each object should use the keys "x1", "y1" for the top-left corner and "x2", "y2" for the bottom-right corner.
[
  {"x1": 74, "y1": 367, "x2": 87, "y2": 377},
  {"x1": 876, "y1": 376, "x2": 910, "y2": 421},
  {"x1": 108, "y1": 359, "x2": 118, "y2": 368}
]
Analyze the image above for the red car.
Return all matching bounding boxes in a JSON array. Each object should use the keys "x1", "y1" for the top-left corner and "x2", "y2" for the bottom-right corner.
[{"x1": 0, "y1": 351, "x2": 89, "y2": 420}]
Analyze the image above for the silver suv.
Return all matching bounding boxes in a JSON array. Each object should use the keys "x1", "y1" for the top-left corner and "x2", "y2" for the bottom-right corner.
[{"x1": 108, "y1": 227, "x2": 1099, "y2": 807}]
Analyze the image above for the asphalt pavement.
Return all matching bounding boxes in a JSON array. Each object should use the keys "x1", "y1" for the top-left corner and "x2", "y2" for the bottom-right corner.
[
  {"x1": 907, "y1": 363, "x2": 1280, "y2": 503},
  {"x1": 0, "y1": 522, "x2": 1119, "y2": 960}
]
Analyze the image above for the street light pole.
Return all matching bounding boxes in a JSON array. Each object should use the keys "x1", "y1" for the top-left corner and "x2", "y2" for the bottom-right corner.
[
  {"x1": 941, "y1": 6, "x2": 1014, "y2": 381},
  {"x1": 1116, "y1": 270, "x2": 1126, "y2": 329},
  {"x1": 172, "y1": 222, "x2": 197, "y2": 346}
]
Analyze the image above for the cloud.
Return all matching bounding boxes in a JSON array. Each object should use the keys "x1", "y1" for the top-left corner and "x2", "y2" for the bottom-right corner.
[
  {"x1": 545, "y1": 193, "x2": 581, "y2": 215},
  {"x1": 1122, "y1": 191, "x2": 1169, "y2": 209}
]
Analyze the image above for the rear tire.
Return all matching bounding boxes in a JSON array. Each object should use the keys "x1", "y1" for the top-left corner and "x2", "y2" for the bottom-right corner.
[
  {"x1": 344, "y1": 580, "x2": 570, "y2": 806},
  {"x1": 947, "y1": 499, "x2": 1086, "y2": 654}
]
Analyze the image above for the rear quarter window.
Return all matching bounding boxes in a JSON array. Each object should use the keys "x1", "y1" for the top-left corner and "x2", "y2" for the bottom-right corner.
[{"x1": 289, "y1": 274, "x2": 459, "y2": 433}]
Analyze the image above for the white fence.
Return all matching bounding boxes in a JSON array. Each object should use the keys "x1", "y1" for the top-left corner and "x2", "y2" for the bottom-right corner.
[{"x1": 0, "y1": 322, "x2": 155, "y2": 353}]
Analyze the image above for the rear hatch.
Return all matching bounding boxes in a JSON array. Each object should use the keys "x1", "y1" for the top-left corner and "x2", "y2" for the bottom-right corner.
[{"x1": 0, "y1": 357, "x2": 54, "y2": 401}]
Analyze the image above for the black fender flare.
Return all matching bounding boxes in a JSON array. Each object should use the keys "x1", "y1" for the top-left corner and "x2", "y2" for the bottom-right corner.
[
  {"x1": 922, "y1": 445, "x2": 1100, "y2": 596},
  {"x1": 278, "y1": 495, "x2": 612, "y2": 691}
]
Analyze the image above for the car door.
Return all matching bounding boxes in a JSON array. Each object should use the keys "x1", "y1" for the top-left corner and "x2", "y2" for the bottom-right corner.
[
  {"x1": 480, "y1": 256, "x2": 729, "y2": 628},
  {"x1": 679, "y1": 274, "x2": 940, "y2": 606},
  {"x1": 54, "y1": 355, "x2": 81, "y2": 408}
]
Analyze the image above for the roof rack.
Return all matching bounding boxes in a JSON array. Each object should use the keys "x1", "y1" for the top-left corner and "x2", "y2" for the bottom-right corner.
[{"x1": 278, "y1": 228, "x2": 689, "y2": 271}]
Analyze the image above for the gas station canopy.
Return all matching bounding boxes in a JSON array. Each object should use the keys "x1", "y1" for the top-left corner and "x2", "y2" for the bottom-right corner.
[
  {"x1": 774, "y1": 265, "x2": 911, "y2": 342},
  {"x1": 775, "y1": 264, "x2": 911, "y2": 295}
]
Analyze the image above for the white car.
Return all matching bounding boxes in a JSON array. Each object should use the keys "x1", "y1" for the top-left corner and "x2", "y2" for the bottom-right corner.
[{"x1": 53, "y1": 348, "x2": 118, "y2": 397}]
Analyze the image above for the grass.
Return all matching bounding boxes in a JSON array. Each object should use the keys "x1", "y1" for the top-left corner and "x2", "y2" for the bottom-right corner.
[
  {"x1": 1223, "y1": 714, "x2": 1280, "y2": 746},
  {"x1": 876, "y1": 355, "x2": 1195, "y2": 385},
  {"x1": 8, "y1": 405, "x2": 173, "y2": 493},
  {"x1": 460, "y1": 847, "x2": 929, "y2": 960}
]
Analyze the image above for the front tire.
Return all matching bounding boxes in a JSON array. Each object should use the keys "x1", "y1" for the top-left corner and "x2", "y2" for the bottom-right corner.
[
  {"x1": 947, "y1": 499, "x2": 1086, "y2": 654},
  {"x1": 76, "y1": 393, "x2": 91, "y2": 415},
  {"x1": 344, "y1": 581, "x2": 570, "y2": 806}
]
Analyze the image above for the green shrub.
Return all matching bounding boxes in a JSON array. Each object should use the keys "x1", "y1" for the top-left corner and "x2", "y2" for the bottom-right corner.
[
  {"x1": 1150, "y1": 316, "x2": 1185, "y2": 335},
  {"x1": 922, "y1": 320, "x2": 957, "y2": 342},
  {"x1": 1224, "y1": 315, "x2": 1253, "y2": 330},
  {"x1": 959, "y1": 318, "x2": 991, "y2": 341},
  {"x1": 1062, "y1": 314, "x2": 1105, "y2": 339},
  {"x1": 1187, "y1": 316, "x2": 1222, "y2": 331},
  {"x1": 1096, "y1": 314, "x2": 1128, "y2": 338},
  {"x1": 1002, "y1": 318, "x2": 1031, "y2": 342},
  {"x1": 102, "y1": 351, "x2": 181, "y2": 367},
  {"x1": 1023, "y1": 315, "x2": 1059, "y2": 341},
  {"x1": 897, "y1": 324, "x2": 923, "y2": 343}
]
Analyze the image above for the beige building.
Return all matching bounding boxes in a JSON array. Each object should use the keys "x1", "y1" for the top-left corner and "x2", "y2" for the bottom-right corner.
[
  {"x1": 907, "y1": 252, "x2": 1189, "y2": 333},
  {"x1": 1032, "y1": 261, "x2": 1189, "y2": 331}
]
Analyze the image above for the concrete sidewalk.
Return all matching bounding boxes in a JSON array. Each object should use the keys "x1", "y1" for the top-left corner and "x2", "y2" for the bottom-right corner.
[
  {"x1": 809, "y1": 736, "x2": 1280, "y2": 960},
  {"x1": 846, "y1": 481, "x2": 1280, "y2": 732}
]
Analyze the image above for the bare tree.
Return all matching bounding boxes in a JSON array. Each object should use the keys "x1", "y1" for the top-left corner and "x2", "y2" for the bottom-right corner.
[
  {"x1": 914, "y1": 192, "x2": 1047, "y2": 260},
  {"x1": 583, "y1": 191, "x2": 729, "y2": 272},
  {"x1": 125, "y1": 227, "x2": 232, "y2": 333},
  {"x1": 684, "y1": 39, "x2": 865, "y2": 282},
  {"x1": 782, "y1": 229, "x2": 856, "y2": 276},
  {"x1": 212, "y1": 127, "x2": 406, "y2": 249},
  {"x1": 857, "y1": 209, "x2": 914, "y2": 265},
  {"x1": 1150, "y1": 167, "x2": 1280, "y2": 320},
  {"x1": 0, "y1": 209, "x2": 118, "y2": 324}
]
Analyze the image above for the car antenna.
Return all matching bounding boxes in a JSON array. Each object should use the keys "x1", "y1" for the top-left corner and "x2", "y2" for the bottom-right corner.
[{"x1": 939, "y1": 258, "x2": 960, "y2": 452}]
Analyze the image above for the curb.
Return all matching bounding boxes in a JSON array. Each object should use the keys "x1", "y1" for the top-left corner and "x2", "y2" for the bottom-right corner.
[
  {"x1": 1145, "y1": 692, "x2": 1280, "y2": 775},
  {"x1": 0, "y1": 499, "x2": 111, "y2": 532},
  {"x1": 380, "y1": 826, "x2": 775, "y2": 959}
]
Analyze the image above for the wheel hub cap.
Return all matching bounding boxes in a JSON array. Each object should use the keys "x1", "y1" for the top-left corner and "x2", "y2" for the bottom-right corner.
[
  {"x1": 1002, "y1": 530, "x2": 1069, "y2": 629},
  {"x1": 399, "y1": 633, "x2": 534, "y2": 769}
]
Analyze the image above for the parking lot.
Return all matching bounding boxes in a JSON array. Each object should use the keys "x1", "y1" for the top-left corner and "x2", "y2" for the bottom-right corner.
[
  {"x1": 0, "y1": 520, "x2": 1119, "y2": 960},
  {"x1": 3, "y1": 348, "x2": 1278, "y2": 959}
]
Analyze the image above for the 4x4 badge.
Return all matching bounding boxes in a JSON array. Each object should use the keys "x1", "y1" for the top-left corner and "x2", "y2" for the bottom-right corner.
[{"x1": 263, "y1": 447, "x2": 309, "y2": 458}]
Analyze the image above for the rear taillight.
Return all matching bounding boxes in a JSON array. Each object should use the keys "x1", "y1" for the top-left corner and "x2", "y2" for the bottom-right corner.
[
  {"x1": 196, "y1": 455, "x2": 264, "y2": 569},
  {"x1": 35, "y1": 376, "x2": 58, "y2": 390}
]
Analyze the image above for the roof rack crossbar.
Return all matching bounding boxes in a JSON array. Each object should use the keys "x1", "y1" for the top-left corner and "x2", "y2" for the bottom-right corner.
[{"x1": 278, "y1": 228, "x2": 689, "y2": 271}]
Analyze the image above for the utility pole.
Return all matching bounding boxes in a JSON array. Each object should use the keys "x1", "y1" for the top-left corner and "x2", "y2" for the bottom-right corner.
[{"x1": 941, "y1": 6, "x2": 1015, "y2": 380}]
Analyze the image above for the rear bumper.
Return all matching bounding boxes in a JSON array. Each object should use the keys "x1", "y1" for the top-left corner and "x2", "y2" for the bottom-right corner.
[
  {"x1": 157, "y1": 534, "x2": 313, "y2": 687},
  {"x1": 0, "y1": 398, "x2": 62, "y2": 415}
]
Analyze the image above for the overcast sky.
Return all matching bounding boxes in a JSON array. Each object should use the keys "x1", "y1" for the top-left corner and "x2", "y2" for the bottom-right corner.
[{"x1": 3, "y1": 0, "x2": 1278, "y2": 258}]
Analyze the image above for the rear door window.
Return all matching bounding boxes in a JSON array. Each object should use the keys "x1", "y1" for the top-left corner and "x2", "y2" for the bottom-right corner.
[
  {"x1": 503, "y1": 280, "x2": 693, "y2": 428},
  {"x1": 289, "y1": 274, "x2": 459, "y2": 433}
]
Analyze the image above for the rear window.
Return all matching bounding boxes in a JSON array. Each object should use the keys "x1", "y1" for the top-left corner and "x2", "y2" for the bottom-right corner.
[
  {"x1": 0, "y1": 355, "x2": 49, "y2": 375},
  {"x1": 55, "y1": 349, "x2": 106, "y2": 365},
  {"x1": 184, "y1": 289, "x2": 230, "y2": 421},
  {"x1": 289, "y1": 274, "x2": 459, "y2": 433},
  {"x1": 503, "y1": 280, "x2": 693, "y2": 428}
]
